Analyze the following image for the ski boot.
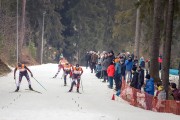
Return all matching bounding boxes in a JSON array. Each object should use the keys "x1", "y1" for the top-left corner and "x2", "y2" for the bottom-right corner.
[
  {"x1": 15, "y1": 86, "x2": 19, "y2": 92},
  {"x1": 68, "y1": 89, "x2": 72, "y2": 92},
  {"x1": 29, "y1": 85, "x2": 33, "y2": 90},
  {"x1": 76, "y1": 89, "x2": 79, "y2": 93},
  {"x1": 64, "y1": 79, "x2": 67, "y2": 86}
]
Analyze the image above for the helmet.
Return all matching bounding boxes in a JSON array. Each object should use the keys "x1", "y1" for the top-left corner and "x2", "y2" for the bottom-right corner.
[
  {"x1": 18, "y1": 62, "x2": 22, "y2": 67},
  {"x1": 76, "y1": 64, "x2": 79, "y2": 67}
]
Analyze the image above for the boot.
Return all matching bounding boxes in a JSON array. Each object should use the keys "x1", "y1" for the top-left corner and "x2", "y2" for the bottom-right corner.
[
  {"x1": 15, "y1": 86, "x2": 19, "y2": 92},
  {"x1": 29, "y1": 85, "x2": 33, "y2": 90},
  {"x1": 64, "y1": 80, "x2": 67, "y2": 86},
  {"x1": 77, "y1": 89, "x2": 79, "y2": 93},
  {"x1": 68, "y1": 89, "x2": 72, "y2": 92}
]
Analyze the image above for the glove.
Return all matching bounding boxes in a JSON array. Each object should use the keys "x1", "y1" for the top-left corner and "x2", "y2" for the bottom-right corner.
[{"x1": 31, "y1": 73, "x2": 33, "y2": 77}]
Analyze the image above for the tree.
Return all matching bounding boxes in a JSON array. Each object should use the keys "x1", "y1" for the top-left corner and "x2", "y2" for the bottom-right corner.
[
  {"x1": 19, "y1": 0, "x2": 26, "y2": 62},
  {"x1": 149, "y1": 0, "x2": 164, "y2": 82},
  {"x1": 134, "y1": 0, "x2": 141, "y2": 59},
  {"x1": 162, "y1": 0, "x2": 175, "y2": 99}
]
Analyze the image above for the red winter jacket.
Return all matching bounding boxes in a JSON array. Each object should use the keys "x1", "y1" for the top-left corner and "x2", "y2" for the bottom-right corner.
[{"x1": 107, "y1": 65, "x2": 115, "y2": 77}]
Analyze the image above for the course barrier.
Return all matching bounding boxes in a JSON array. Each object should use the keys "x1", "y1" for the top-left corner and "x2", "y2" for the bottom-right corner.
[{"x1": 120, "y1": 78, "x2": 180, "y2": 115}]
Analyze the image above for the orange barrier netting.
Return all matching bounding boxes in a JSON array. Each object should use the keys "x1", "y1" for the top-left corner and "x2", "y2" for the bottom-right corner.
[{"x1": 120, "y1": 78, "x2": 180, "y2": 115}]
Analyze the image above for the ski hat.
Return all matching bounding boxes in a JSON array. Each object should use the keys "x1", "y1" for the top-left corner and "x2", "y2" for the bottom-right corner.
[
  {"x1": 145, "y1": 74, "x2": 150, "y2": 79},
  {"x1": 132, "y1": 67, "x2": 137, "y2": 72},
  {"x1": 18, "y1": 62, "x2": 22, "y2": 67},
  {"x1": 158, "y1": 86, "x2": 164, "y2": 91},
  {"x1": 76, "y1": 64, "x2": 79, "y2": 67},
  {"x1": 170, "y1": 83, "x2": 177, "y2": 89}
]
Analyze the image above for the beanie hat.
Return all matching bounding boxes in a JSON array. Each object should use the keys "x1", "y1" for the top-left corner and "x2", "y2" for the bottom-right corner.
[
  {"x1": 171, "y1": 83, "x2": 176, "y2": 89},
  {"x1": 145, "y1": 74, "x2": 150, "y2": 79},
  {"x1": 132, "y1": 67, "x2": 137, "y2": 72}
]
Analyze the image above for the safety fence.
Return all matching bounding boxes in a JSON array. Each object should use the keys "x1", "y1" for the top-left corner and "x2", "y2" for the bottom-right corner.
[{"x1": 120, "y1": 79, "x2": 180, "y2": 115}]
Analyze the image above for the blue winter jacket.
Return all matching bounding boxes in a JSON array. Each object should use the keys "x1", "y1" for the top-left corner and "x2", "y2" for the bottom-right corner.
[
  {"x1": 96, "y1": 64, "x2": 102, "y2": 73},
  {"x1": 125, "y1": 60, "x2": 133, "y2": 71},
  {"x1": 144, "y1": 78, "x2": 154, "y2": 96},
  {"x1": 115, "y1": 62, "x2": 121, "y2": 77}
]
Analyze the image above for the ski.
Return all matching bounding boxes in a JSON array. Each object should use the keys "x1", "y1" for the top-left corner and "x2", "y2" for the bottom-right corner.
[
  {"x1": 68, "y1": 91, "x2": 82, "y2": 94},
  {"x1": 25, "y1": 89, "x2": 42, "y2": 94},
  {"x1": 9, "y1": 91, "x2": 21, "y2": 93}
]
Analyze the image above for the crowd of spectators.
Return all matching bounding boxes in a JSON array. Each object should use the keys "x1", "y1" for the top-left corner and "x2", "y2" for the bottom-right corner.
[{"x1": 85, "y1": 50, "x2": 180, "y2": 101}]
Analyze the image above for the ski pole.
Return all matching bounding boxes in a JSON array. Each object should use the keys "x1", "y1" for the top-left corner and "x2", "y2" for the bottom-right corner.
[
  {"x1": 80, "y1": 77, "x2": 84, "y2": 92},
  {"x1": 14, "y1": 78, "x2": 17, "y2": 87},
  {"x1": 32, "y1": 77, "x2": 47, "y2": 91}
]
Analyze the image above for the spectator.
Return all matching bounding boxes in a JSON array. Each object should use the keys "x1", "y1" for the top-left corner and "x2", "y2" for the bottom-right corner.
[
  {"x1": 90, "y1": 52, "x2": 98, "y2": 73},
  {"x1": 114, "y1": 58, "x2": 121, "y2": 91},
  {"x1": 107, "y1": 62, "x2": 115, "y2": 89},
  {"x1": 101, "y1": 53, "x2": 109, "y2": 82},
  {"x1": 137, "y1": 66, "x2": 144, "y2": 90},
  {"x1": 130, "y1": 67, "x2": 138, "y2": 89},
  {"x1": 133, "y1": 56, "x2": 138, "y2": 67},
  {"x1": 155, "y1": 81, "x2": 166, "y2": 100},
  {"x1": 144, "y1": 74, "x2": 154, "y2": 110},
  {"x1": 95, "y1": 62, "x2": 102, "y2": 79},
  {"x1": 139, "y1": 56, "x2": 145, "y2": 69},
  {"x1": 85, "y1": 52, "x2": 91, "y2": 69},
  {"x1": 170, "y1": 83, "x2": 180, "y2": 101},
  {"x1": 120, "y1": 59, "x2": 126, "y2": 81},
  {"x1": 125, "y1": 55, "x2": 133, "y2": 83},
  {"x1": 144, "y1": 74, "x2": 154, "y2": 96},
  {"x1": 154, "y1": 81, "x2": 166, "y2": 112}
]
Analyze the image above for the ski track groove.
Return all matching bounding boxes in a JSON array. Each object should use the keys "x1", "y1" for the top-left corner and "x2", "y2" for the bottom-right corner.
[{"x1": 1, "y1": 93, "x2": 21, "y2": 110}]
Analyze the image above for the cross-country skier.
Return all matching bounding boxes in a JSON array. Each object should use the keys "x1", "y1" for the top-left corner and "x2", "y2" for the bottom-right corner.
[
  {"x1": 53, "y1": 58, "x2": 67, "y2": 78},
  {"x1": 63, "y1": 62, "x2": 72, "y2": 86},
  {"x1": 14, "y1": 63, "x2": 33, "y2": 92},
  {"x1": 68, "y1": 64, "x2": 83, "y2": 93}
]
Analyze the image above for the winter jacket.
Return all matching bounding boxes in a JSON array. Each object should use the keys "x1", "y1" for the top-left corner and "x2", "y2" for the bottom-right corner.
[
  {"x1": 155, "y1": 86, "x2": 166, "y2": 100},
  {"x1": 144, "y1": 78, "x2": 154, "y2": 96},
  {"x1": 102, "y1": 58, "x2": 109, "y2": 70},
  {"x1": 114, "y1": 62, "x2": 121, "y2": 77},
  {"x1": 125, "y1": 59, "x2": 133, "y2": 71},
  {"x1": 85, "y1": 53, "x2": 91, "y2": 61},
  {"x1": 140, "y1": 61, "x2": 145, "y2": 68},
  {"x1": 107, "y1": 65, "x2": 115, "y2": 77},
  {"x1": 91, "y1": 54, "x2": 98, "y2": 63},
  {"x1": 130, "y1": 71, "x2": 139, "y2": 89},
  {"x1": 138, "y1": 69, "x2": 144, "y2": 86},
  {"x1": 121, "y1": 63, "x2": 126, "y2": 77},
  {"x1": 96, "y1": 64, "x2": 102, "y2": 73},
  {"x1": 172, "y1": 89, "x2": 180, "y2": 101}
]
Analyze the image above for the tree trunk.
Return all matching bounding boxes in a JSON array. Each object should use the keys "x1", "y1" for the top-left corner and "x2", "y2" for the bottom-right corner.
[
  {"x1": 179, "y1": 62, "x2": 180, "y2": 89},
  {"x1": 149, "y1": 0, "x2": 164, "y2": 82},
  {"x1": 134, "y1": 0, "x2": 141, "y2": 59},
  {"x1": 19, "y1": 0, "x2": 26, "y2": 62},
  {"x1": 162, "y1": 0, "x2": 174, "y2": 99},
  {"x1": 161, "y1": 0, "x2": 168, "y2": 88}
]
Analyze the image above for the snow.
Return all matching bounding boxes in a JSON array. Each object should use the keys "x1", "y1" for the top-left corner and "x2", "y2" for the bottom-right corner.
[{"x1": 0, "y1": 64, "x2": 180, "y2": 120}]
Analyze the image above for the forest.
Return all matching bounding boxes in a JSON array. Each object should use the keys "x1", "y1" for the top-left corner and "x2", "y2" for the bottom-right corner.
[{"x1": 0, "y1": 0, "x2": 180, "y2": 82}]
